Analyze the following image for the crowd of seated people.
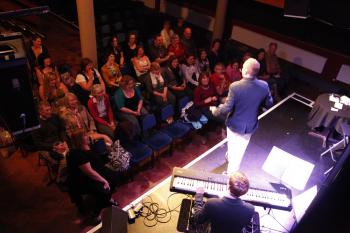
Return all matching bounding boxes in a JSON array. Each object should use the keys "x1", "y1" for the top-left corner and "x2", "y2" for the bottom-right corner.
[{"x1": 26, "y1": 16, "x2": 285, "y2": 224}]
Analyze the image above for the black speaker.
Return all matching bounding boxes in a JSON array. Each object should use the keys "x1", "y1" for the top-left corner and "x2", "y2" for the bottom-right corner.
[
  {"x1": 0, "y1": 32, "x2": 27, "y2": 61},
  {"x1": 0, "y1": 58, "x2": 39, "y2": 135},
  {"x1": 284, "y1": 0, "x2": 310, "y2": 19},
  {"x1": 101, "y1": 206, "x2": 128, "y2": 233}
]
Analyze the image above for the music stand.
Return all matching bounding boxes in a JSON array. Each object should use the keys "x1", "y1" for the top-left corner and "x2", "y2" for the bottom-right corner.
[{"x1": 262, "y1": 146, "x2": 315, "y2": 190}]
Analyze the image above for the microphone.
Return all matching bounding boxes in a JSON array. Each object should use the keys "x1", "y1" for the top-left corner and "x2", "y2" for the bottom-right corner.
[{"x1": 20, "y1": 113, "x2": 26, "y2": 130}]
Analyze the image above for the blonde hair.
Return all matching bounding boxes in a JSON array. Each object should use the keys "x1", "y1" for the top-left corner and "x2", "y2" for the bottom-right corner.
[
  {"x1": 64, "y1": 92, "x2": 79, "y2": 108},
  {"x1": 91, "y1": 84, "x2": 103, "y2": 96},
  {"x1": 42, "y1": 72, "x2": 60, "y2": 99},
  {"x1": 228, "y1": 171, "x2": 250, "y2": 197}
]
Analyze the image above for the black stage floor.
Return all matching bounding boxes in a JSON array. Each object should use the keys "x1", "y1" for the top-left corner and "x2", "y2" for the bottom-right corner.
[{"x1": 107, "y1": 93, "x2": 338, "y2": 233}]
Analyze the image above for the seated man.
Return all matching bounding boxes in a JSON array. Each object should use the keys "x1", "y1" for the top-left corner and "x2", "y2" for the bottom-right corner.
[
  {"x1": 32, "y1": 101, "x2": 68, "y2": 162},
  {"x1": 148, "y1": 34, "x2": 173, "y2": 66},
  {"x1": 193, "y1": 171, "x2": 255, "y2": 233}
]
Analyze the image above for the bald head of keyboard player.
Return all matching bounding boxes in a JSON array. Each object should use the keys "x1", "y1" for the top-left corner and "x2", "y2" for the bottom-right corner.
[{"x1": 192, "y1": 171, "x2": 255, "y2": 233}]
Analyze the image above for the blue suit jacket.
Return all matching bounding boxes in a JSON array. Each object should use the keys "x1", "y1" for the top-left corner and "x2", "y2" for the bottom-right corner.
[{"x1": 214, "y1": 77, "x2": 273, "y2": 134}]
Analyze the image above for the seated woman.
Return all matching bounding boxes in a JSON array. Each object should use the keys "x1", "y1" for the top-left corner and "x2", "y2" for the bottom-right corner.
[
  {"x1": 162, "y1": 56, "x2": 190, "y2": 99},
  {"x1": 35, "y1": 54, "x2": 60, "y2": 85},
  {"x1": 160, "y1": 20, "x2": 174, "y2": 48},
  {"x1": 100, "y1": 52, "x2": 122, "y2": 95},
  {"x1": 193, "y1": 72, "x2": 219, "y2": 121},
  {"x1": 210, "y1": 63, "x2": 232, "y2": 103},
  {"x1": 123, "y1": 32, "x2": 138, "y2": 76},
  {"x1": 167, "y1": 34, "x2": 185, "y2": 63},
  {"x1": 87, "y1": 84, "x2": 117, "y2": 140},
  {"x1": 107, "y1": 36, "x2": 124, "y2": 67},
  {"x1": 39, "y1": 72, "x2": 68, "y2": 110},
  {"x1": 60, "y1": 92, "x2": 112, "y2": 145},
  {"x1": 181, "y1": 54, "x2": 200, "y2": 90},
  {"x1": 226, "y1": 59, "x2": 242, "y2": 83},
  {"x1": 145, "y1": 62, "x2": 176, "y2": 108},
  {"x1": 66, "y1": 129, "x2": 119, "y2": 218},
  {"x1": 76, "y1": 57, "x2": 106, "y2": 96},
  {"x1": 113, "y1": 75, "x2": 148, "y2": 137},
  {"x1": 131, "y1": 45, "x2": 151, "y2": 84}
]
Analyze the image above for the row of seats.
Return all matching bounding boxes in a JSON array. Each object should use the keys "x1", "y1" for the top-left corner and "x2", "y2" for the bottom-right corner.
[{"x1": 126, "y1": 96, "x2": 192, "y2": 170}]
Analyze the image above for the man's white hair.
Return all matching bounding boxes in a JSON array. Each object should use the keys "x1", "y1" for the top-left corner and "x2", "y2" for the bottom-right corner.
[{"x1": 241, "y1": 58, "x2": 260, "y2": 79}]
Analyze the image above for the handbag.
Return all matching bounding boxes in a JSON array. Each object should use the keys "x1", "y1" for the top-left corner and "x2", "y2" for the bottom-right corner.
[
  {"x1": 105, "y1": 140, "x2": 131, "y2": 172},
  {"x1": 181, "y1": 101, "x2": 203, "y2": 122}
]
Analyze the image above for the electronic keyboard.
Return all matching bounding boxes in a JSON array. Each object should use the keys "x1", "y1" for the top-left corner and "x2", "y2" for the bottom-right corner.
[{"x1": 170, "y1": 167, "x2": 292, "y2": 211}]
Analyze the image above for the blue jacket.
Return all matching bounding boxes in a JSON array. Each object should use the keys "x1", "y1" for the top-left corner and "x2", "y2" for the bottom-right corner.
[{"x1": 214, "y1": 77, "x2": 273, "y2": 134}]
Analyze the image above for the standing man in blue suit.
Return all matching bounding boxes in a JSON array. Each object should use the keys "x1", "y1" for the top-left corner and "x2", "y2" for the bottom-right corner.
[{"x1": 210, "y1": 58, "x2": 273, "y2": 174}]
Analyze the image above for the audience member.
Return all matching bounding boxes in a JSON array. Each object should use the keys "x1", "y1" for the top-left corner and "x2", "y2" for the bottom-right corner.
[
  {"x1": 194, "y1": 72, "x2": 219, "y2": 120},
  {"x1": 181, "y1": 54, "x2": 200, "y2": 90},
  {"x1": 226, "y1": 59, "x2": 242, "y2": 83},
  {"x1": 113, "y1": 75, "x2": 148, "y2": 137},
  {"x1": 173, "y1": 17, "x2": 185, "y2": 36},
  {"x1": 162, "y1": 56, "x2": 190, "y2": 99},
  {"x1": 100, "y1": 52, "x2": 122, "y2": 95},
  {"x1": 39, "y1": 72, "x2": 68, "y2": 110},
  {"x1": 27, "y1": 35, "x2": 49, "y2": 71},
  {"x1": 60, "y1": 67, "x2": 90, "y2": 106},
  {"x1": 132, "y1": 45, "x2": 151, "y2": 83},
  {"x1": 35, "y1": 54, "x2": 60, "y2": 85},
  {"x1": 256, "y1": 48, "x2": 268, "y2": 80},
  {"x1": 160, "y1": 20, "x2": 174, "y2": 48},
  {"x1": 107, "y1": 36, "x2": 124, "y2": 67},
  {"x1": 60, "y1": 93, "x2": 112, "y2": 145},
  {"x1": 67, "y1": 130, "x2": 120, "y2": 220},
  {"x1": 148, "y1": 34, "x2": 173, "y2": 66},
  {"x1": 145, "y1": 62, "x2": 176, "y2": 108},
  {"x1": 208, "y1": 39, "x2": 223, "y2": 72},
  {"x1": 265, "y1": 42, "x2": 288, "y2": 100},
  {"x1": 197, "y1": 49, "x2": 211, "y2": 73},
  {"x1": 181, "y1": 27, "x2": 197, "y2": 56},
  {"x1": 241, "y1": 51, "x2": 252, "y2": 65},
  {"x1": 123, "y1": 32, "x2": 138, "y2": 69},
  {"x1": 167, "y1": 34, "x2": 185, "y2": 62},
  {"x1": 32, "y1": 101, "x2": 68, "y2": 161},
  {"x1": 211, "y1": 63, "x2": 232, "y2": 102},
  {"x1": 76, "y1": 58, "x2": 106, "y2": 94},
  {"x1": 87, "y1": 84, "x2": 116, "y2": 139}
]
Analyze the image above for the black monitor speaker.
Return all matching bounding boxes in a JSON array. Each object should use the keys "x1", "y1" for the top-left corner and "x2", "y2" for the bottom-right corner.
[
  {"x1": 101, "y1": 206, "x2": 128, "y2": 233},
  {"x1": 284, "y1": 0, "x2": 310, "y2": 19},
  {"x1": 0, "y1": 59, "x2": 39, "y2": 135}
]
